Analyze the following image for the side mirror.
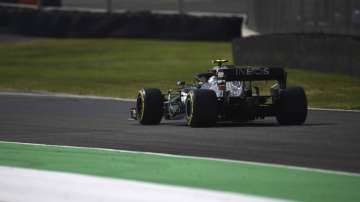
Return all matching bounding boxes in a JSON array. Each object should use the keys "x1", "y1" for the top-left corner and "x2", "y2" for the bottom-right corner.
[{"x1": 176, "y1": 80, "x2": 185, "y2": 86}]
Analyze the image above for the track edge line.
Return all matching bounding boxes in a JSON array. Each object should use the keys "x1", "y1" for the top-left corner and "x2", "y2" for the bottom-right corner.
[{"x1": 1, "y1": 140, "x2": 359, "y2": 177}]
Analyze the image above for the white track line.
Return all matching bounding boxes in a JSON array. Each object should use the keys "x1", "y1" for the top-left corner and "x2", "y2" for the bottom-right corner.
[
  {"x1": 0, "y1": 91, "x2": 135, "y2": 102},
  {"x1": 1, "y1": 140, "x2": 360, "y2": 177},
  {"x1": 308, "y1": 107, "x2": 360, "y2": 113},
  {"x1": 0, "y1": 166, "x2": 287, "y2": 202},
  {"x1": 0, "y1": 91, "x2": 359, "y2": 112}
]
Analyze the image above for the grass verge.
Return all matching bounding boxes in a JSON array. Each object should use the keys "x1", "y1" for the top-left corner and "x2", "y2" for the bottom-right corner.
[
  {"x1": 0, "y1": 38, "x2": 359, "y2": 109},
  {"x1": 0, "y1": 141, "x2": 360, "y2": 202}
]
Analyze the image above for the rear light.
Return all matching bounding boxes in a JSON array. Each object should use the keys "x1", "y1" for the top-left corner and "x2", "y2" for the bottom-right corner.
[
  {"x1": 218, "y1": 84, "x2": 226, "y2": 91},
  {"x1": 218, "y1": 81, "x2": 226, "y2": 91}
]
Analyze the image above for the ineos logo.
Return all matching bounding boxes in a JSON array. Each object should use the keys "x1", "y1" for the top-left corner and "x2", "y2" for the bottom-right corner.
[{"x1": 236, "y1": 67, "x2": 270, "y2": 76}]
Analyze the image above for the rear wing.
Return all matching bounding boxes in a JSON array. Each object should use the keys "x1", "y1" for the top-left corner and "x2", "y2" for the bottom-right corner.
[{"x1": 217, "y1": 67, "x2": 287, "y2": 88}]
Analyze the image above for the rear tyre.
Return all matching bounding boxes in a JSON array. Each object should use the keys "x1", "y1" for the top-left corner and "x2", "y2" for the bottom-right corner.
[
  {"x1": 276, "y1": 87, "x2": 308, "y2": 125},
  {"x1": 186, "y1": 89, "x2": 218, "y2": 127},
  {"x1": 136, "y1": 88, "x2": 163, "y2": 125}
]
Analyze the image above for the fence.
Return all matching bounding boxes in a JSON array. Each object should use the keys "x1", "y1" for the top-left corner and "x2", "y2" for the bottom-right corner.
[
  {"x1": 0, "y1": 0, "x2": 252, "y2": 15},
  {"x1": 250, "y1": 0, "x2": 360, "y2": 36},
  {"x1": 2, "y1": 0, "x2": 360, "y2": 36},
  {"x1": 0, "y1": 3, "x2": 243, "y2": 40}
]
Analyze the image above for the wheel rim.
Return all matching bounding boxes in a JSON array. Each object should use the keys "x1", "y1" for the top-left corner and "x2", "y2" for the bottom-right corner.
[
  {"x1": 186, "y1": 98, "x2": 192, "y2": 121},
  {"x1": 136, "y1": 94, "x2": 144, "y2": 120}
]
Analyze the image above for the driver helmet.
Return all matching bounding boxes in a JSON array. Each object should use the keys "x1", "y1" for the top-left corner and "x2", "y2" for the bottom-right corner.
[{"x1": 208, "y1": 65, "x2": 228, "y2": 74}]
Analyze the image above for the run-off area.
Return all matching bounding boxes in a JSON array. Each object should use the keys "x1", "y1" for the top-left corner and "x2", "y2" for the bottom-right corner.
[{"x1": 0, "y1": 141, "x2": 359, "y2": 202}]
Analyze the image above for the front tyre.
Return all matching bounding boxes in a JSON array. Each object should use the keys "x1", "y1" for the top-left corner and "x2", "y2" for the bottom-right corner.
[
  {"x1": 276, "y1": 87, "x2": 308, "y2": 125},
  {"x1": 186, "y1": 89, "x2": 218, "y2": 127},
  {"x1": 136, "y1": 88, "x2": 163, "y2": 125}
]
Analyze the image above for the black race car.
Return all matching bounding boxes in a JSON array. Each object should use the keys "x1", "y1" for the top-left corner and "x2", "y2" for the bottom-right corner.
[{"x1": 130, "y1": 60, "x2": 307, "y2": 127}]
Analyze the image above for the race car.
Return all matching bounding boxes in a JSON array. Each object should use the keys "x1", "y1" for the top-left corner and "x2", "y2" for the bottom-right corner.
[{"x1": 130, "y1": 59, "x2": 307, "y2": 127}]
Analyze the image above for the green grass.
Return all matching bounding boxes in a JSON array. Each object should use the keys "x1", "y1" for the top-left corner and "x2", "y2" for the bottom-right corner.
[
  {"x1": 0, "y1": 141, "x2": 360, "y2": 202},
  {"x1": 288, "y1": 69, "x2": 360, "y2": 109},
  {"x1": 0, "y1": 38, "x2": 359, "y2": 109}
]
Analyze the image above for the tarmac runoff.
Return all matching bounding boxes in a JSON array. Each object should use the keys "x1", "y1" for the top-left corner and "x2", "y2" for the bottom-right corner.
[
  {"x1": 0, "y1": 166, "x2": 287, "y2": 202},
  {"x1": 3, "y1": 140, "x2": 360, "y2": 177},
  {"x1": 1, "y1": 141, "x2": 360, "y2": 202}
]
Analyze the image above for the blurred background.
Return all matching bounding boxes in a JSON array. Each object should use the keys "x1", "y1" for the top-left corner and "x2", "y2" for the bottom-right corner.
[
  {"x1": 1, "y1": 0, "x2": 360, "y2": 36},
  {"x1": 63, "y1": 0, "x2": 360, "y2": 36},
  {"x1": 0, "y1": 0, "x2": 359, "y2": 108}
]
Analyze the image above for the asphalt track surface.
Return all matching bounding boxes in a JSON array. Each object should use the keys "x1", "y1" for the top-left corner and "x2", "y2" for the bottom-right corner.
[{"x1": 0, "y1": 94, "x2": 360, "y2": 173}]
